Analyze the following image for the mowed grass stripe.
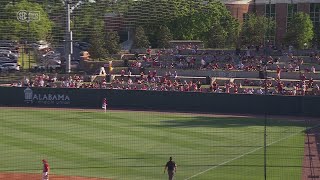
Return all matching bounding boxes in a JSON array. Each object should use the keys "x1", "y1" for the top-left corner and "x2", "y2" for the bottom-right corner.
[
  {"x1": 98, "y1": 114, "x2": 266, "y2": 149},
  {"x1": 2, "y1": 110, "x2": 281, "y2": 149},
  {"x1": 0, "y1": 119, "x2": 165, "y2": 178},
  {"x1": 0, "y1": 124, "x2": 300, "y2": 180},
  {"x1": 0, "y1": 109, "x2": 305, "y2": 180},
  {"x1": 0, "y1": 111, "x2": 210, "y2": 179},
  {"x1": 0, "y1": 112, "x2": 284, "y2": 164},
  {"x1": 95, "y1": 115, "x2": 266, "y2": 163},
  {"x1": 184, "y1": 131, "x2": 304, "y2": 180},
  {"x1": 1, "y1": 110, "x2": 255, "y2": 177},
  {"x1": 46, "y1": 112, "x2": 255, "y2": 157},
  {"x1": 52, "y1": 113, "x2": 221, "y2": 156},
  {"x1": 54, "y1": 113, "x2": 258, "y2": 168},
  {"x1": 79, "y1": 111, "x2": 302, "y2": 180},
  {"x1": 0, "y1": 126, "x2": 115, "y2": 168},
  {"x1": 1, "y1": 114, "x2": 176, "y2": 163},
  {"x1": 1, "y1": 112, "x2": 221, "y2": 174},
  {"x1": 0, "y1": 111, "x2": 301, "y2": 152},
  {"x1": 0, "y1": 120, "x2": 156, "y2": 167}
]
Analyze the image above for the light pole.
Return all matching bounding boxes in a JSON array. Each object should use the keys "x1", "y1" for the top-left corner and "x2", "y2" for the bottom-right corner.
[
  {"x1": 65, "y1": 0, "x2": 73, "y2": 73},
  {"x1": 264, "y1": 1, "x2": 272, "y2": 180},
  {"x1": 21, "y1": 36, "x2": 24, "y2": 70},
  {"x1": 27, "y1": 17, "x2": 31, "y2": 70}
]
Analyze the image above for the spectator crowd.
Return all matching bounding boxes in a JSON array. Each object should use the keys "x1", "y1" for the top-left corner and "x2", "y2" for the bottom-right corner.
[{"x1": 7, "y1": 44, "x2": 320, "y2": 96}]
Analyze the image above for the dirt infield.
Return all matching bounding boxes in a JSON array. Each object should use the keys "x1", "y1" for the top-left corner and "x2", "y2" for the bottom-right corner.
[
  {"x1": 302, "y1": 124, "x2": 320, "y2": 180},
  {"x1": 0, "y1": 173, "x2": 112, "y2": 180},
  {"x1": 1, "y1": 106, "x2": 320, "y2": 179}
]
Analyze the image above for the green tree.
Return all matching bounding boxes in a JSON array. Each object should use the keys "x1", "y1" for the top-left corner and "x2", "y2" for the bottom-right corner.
[
  {"x1": 224, "y1": 16, "x2": 241, "y2": 48},
  {"x1": 44, "y1": 0, "x2": 65, "y2": 46},
  {"x1": 103, "y1": 0, "x2": 240, "y2": 49},
  {"x1": 0, "y1": 1, "x2": 10, "y2": 12},
  {"x1": 284, "y1": 12, "x2": 314, "y2": 49},
  {"x1": 124, "y1": 0, "x2": 175, "y2": 28},
  {"x1": 169, "y1": 2, "x2": 220, "y2": 37},
  {"x1": 105, "y1": 31, "x2": 121, "y2": 54},
  {"x1": 88, "y1": 21, "x2": 108, "y2": 60},
  {"x1": 241, "y1": 13, "x2": 274, "y2": 46},
  {"x1": 206, "y1": 15, "x2": 240, "y2": 49},
  {"x1": 122, "y1": 0, "x2": 239, "y2": 46},
  {"x1": 155, "y1": 25, "x2": 173, "y2": 48},
  {"x1": 0, "y1": 0, "x2": 52, "y2": 41},
  {"x1": 207, "y1": 23, "x2": 228, "y2": 48},
  {"x1": 72, "y1": 3, "x2": 96, "y2": 42},
  {"x1": 133, "y1": 26, "x2": 149, "y2": 49}
]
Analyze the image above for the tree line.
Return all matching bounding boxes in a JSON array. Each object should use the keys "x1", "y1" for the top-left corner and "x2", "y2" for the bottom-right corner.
[{"x1": 0, "y1": 0, "x2": 317, "y2": 59}]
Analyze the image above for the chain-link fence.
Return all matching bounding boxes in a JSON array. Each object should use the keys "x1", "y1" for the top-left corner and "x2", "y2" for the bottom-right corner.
[{"x1": 0, "y1": 1, "x2": 318, "y2": 179}]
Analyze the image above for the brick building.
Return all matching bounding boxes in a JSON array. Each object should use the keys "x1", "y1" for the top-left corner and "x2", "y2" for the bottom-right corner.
[{"x1": 223, "y1": 0, "x2": 320, "y2": 45}]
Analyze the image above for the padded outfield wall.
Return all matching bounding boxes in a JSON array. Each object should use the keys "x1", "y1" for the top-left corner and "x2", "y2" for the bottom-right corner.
[{"x1": 0, "y1": 87, "x2": 319, "y2": 117}]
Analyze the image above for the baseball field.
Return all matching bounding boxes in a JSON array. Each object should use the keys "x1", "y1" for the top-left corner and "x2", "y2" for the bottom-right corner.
[{"x1": 0, "y1": 108, "x2": 307, "y2": 180}]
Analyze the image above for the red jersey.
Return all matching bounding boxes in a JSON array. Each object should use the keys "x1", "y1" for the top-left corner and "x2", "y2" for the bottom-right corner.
[
  {"x1": 43, "y1": 162, "x2": 49, "y2": 172},
  {"x1": 234, "y1": 85, "x2": 238, "y2": 94},
  {"x1": 121, "y1": 70, "x2": 125, "y2": 76},
  {"x1": 226, "y1": 84, "x2": 230, "y2": 93},
  {"x1": 277, "y1": 83, "x2": 283, "y2": 92}
]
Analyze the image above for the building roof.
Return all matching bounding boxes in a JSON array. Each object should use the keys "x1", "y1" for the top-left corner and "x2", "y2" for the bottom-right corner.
[
  {"x1": 222, "y1": 0, "x2": 252, "y2": 5},
  {"x1": 222, "y1": 0, "x2": 320, "y2": 4}
]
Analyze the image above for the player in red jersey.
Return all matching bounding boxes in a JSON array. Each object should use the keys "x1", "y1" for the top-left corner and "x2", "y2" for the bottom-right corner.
[
  {"x1": 42, "y1": 159, "x2": 50, "y2": 180},
  {"x1": 102, "y1": 98, "x2": 108, "y2": 112}
]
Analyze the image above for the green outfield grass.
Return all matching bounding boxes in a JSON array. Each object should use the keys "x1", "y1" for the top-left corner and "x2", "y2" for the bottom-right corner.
[{"x1": 0, "y1": 109, "x2": 306, "y2": 180}]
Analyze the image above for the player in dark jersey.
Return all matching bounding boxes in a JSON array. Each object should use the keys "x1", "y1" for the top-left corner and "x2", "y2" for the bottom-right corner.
[{"x1": 164, "y1": 157, "x2": 177, "y2": 180}]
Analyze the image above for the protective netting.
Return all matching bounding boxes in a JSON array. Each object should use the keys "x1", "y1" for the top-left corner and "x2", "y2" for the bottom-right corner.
[{"x1": 0, "y1": 1, "x2": 317, "y2": 180}]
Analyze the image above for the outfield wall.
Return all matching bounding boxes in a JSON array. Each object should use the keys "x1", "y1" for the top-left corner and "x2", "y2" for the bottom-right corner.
[{"x1": 0, "y1": 87, "x2": 319, "y2": 117}]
